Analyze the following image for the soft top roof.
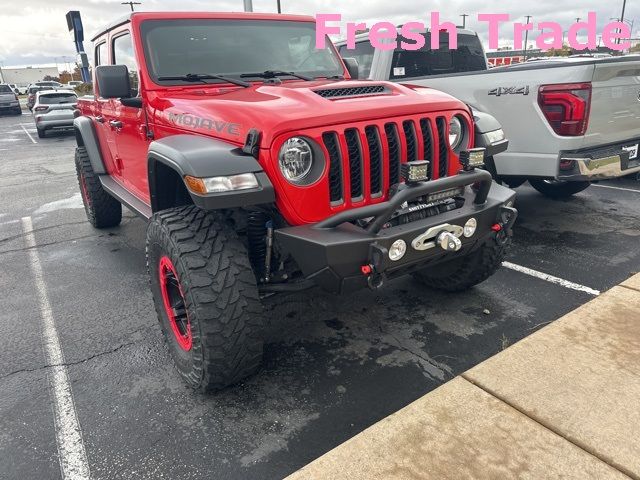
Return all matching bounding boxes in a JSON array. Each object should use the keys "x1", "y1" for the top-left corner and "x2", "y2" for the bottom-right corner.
[{"x1": 91, "y1": 11, "x2": 316, "y2": 41}]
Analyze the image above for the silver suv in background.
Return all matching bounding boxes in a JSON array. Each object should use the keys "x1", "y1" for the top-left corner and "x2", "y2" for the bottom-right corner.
[
  {"x1": 0, "y1": 84, "x2": 22, "y2": 115},
  {"x1": 33, "y1": 90, "x2": 78, "y2": 138}
]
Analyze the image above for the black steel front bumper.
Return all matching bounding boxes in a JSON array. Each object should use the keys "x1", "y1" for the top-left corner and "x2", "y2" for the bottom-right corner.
[{"x1": 275, "y1": 169, "x2": 517, "y2": 293}]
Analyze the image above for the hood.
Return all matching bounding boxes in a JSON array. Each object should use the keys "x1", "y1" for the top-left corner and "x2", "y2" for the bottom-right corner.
[{"x1": 149, "y1": 80, "x2": 466, "y2": 147}]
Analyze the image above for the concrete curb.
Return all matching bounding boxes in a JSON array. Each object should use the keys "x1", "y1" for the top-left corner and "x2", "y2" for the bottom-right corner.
[{"x1": 286, "y1": 274, "x2": 640, "y2": 480}]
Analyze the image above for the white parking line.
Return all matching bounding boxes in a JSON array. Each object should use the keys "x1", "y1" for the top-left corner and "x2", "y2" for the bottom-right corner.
[
  {"x1": 21, "y1": 217, "x2": 91, "y2": 480},
  {"x1": 19, "y1": 124, "x2": 37, "y2": 144},
  {"x1": 502, "y1": 261, "x2": 601, "y2": 296},
  {"x1": 591, "y1": 184, "x2": 640, "y2": 193}
]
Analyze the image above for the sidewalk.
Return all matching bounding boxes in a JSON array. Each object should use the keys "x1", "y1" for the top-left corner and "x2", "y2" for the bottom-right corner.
[{"x1": 287, "y1": 275, "x2": 640, "y2": 479}]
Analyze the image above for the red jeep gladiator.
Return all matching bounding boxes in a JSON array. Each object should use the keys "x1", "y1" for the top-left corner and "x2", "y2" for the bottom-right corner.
[{"x1": 74, "y1": 12, "x2": 517, "y2": 391}]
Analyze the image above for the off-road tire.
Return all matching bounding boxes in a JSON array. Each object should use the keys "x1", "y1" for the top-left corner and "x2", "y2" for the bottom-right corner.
[
  {"x1": 146, "y1": 206, "x2": 264, "y2": 392},
  {"x1": 13, "y1": 108, "x2": 22, "y2": 115},
  {"x1": 412, "y1": 239, "x2": 508, "y2": 292},
  {"x1": 74, "y1": 146, "x2": 122, "y2": 228},
  {"x1": 529, "y1": 179, "x2": 591, "y2": 198},
  {"x1": 37, "y1": 128, "x2": 45, "y2": 138}
]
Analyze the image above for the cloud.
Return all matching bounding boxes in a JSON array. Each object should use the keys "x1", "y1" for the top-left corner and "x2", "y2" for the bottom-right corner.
[{"x1": 0, "y1": 0, "x2": 637, "y2": 68}]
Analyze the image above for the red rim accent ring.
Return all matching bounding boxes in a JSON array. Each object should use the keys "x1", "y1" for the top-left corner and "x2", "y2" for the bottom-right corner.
[
  {"x1": 158, "y1": 256, "x2": 193, "y2": 351},
  {"x1": 80, "y1": 173, "x2": 91, "y2": 207}
]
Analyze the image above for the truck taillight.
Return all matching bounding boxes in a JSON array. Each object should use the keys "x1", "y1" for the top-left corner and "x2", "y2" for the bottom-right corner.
[{"x1": 538, "y1": 83, "x2": 591, "y2": 136}]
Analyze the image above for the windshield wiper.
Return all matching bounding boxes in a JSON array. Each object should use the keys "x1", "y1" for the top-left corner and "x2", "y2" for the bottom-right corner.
[
  {"x1": 239, "y1": 70, "x2": 312, "y2": 81},
  {"x1": 157, "y1": 73, "x2": 250, "y2": 88}
]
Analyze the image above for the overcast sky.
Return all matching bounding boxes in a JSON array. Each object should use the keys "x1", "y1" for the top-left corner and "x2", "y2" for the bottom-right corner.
[{"x1": 0, "y1": 0, "x2": 638, "y2": 69}]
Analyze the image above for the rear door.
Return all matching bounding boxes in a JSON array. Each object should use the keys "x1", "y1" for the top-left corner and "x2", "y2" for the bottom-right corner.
[{"x1": 586, "y1": 58, "x2": 640, "y2": 149}]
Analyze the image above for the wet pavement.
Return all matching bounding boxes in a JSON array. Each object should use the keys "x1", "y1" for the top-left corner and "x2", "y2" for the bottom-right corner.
[{"x1": 1, "y1": 111, "x2": 639, "y2": 479}]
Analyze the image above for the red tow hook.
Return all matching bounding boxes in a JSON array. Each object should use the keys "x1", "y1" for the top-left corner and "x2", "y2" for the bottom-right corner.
[
  {"x1": 491, "y1": 223, "x2": 502, "y2": 232},
  {"x1": 361, "y1": 264, "x2": 373, "y2": 276}
]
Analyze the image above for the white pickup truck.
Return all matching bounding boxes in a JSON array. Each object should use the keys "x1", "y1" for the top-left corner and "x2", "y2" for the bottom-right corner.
[{"x1": 337, "y1": 29, "x2": 640, "y2": 197}]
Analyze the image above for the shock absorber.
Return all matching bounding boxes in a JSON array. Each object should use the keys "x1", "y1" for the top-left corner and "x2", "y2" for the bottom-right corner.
[{"x1": 247, "y1": 210, "x2": 270, "y2": 281}]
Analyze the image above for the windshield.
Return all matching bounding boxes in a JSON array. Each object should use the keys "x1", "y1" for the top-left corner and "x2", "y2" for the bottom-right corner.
[
  {"x1": 0, "y1": 85, "x2": 12, "y2": 93},
  {"x1": 141, "y1": 19, "x2": 344, "y2": 84},
  {"x1": 39, "y1": 93, "x2": 77, "y2": 104}
]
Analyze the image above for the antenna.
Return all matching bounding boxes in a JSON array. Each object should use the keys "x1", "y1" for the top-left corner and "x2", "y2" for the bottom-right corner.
[{"x1": 121, "y1": 2, "x2": 141, "y2": 12}]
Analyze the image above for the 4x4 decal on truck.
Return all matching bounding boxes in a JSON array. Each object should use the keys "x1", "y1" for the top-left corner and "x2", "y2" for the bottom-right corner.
[
  {"x1": 488, "y1": 86, "x2": 530, "y2": 97},
  {"x1": 167, "y1": 112, "x2": 241, "y2": 136}
]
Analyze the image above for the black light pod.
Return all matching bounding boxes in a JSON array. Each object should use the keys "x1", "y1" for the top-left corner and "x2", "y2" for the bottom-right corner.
[
  {"x1": 459, "y1": 148, "x2": 486, "y2": 171},
  {"x1": 401, "y1": 160, "x2": 430, "y2": 184}
]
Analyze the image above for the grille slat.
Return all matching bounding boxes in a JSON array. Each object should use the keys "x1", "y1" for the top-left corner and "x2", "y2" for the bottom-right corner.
[
  {"x1": 322, "y1": 132, "x2": 343, "y2": 204},
  {"x1": 365, "y1": 126, "x2": 383, "y2": 197},
  {"x1": 384, "y1": 123, "x2": 401, "y2": 188},
  {"x1": 344, "y1": 129, "x2": 363, "y2": 200},
  {"x1": 419, "y1": 118, "x2": 434, "y2": 179},
  {"x1": 314, "y1": 85, "x2": 387, "y2": 99},
  {"x1": 402, "y1": 120, "x2": 418, "y2": 163},
  {"x1": 436, "y1": 117, "x2": 449, "y2": 178}
]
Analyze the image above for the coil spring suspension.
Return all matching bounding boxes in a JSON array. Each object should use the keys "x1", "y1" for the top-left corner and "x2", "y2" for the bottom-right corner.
[{"x1": 247, "y1": 211, "x2": 272, "y2": 282}]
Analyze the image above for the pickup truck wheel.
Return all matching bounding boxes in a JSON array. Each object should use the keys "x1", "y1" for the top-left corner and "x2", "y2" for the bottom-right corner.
[
  {"x1": 74, "y1": 146, "x2": 122, "y2": 228},
  {"x1": 412, "y1": 240, "x2": 507, "y2": 292},
  {"x1": 529, "y1": 179, "x2": 591, "y2": 198},
  {"x1": 146, "y1": 206, "x2": 264, "y2": 392},
  {"x1": 36, "y1": 128, "x2": 45, "y2": 138}
]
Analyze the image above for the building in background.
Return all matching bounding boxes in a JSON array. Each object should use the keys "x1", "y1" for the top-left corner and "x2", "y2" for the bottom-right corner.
[{"x1": 0, "y1": 66, "x2": 60, "y2": 87}]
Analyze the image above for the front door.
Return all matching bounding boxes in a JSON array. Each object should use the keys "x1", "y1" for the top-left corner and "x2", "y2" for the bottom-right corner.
[{"x1": 109, "y1": 30, "x2": 151, "y2": 203}]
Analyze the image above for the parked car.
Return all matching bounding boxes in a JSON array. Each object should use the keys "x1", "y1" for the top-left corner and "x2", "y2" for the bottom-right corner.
[
  {"x1": 30, "y1": 80, "x2": 63, "y2": 88},
  {"x1": 33, "y1": 89, "x2": 78, "y2": 138},
  {"x1": 337, "y1": 30, "x2": 640, "y2": 197},
  {"x1": 0, "y1": 84, "x2": 22, "y2": 115},
  {"x1": 27, "y1": 85, "x2": 54, "y2": 111},
  {"x1": 65, "y1": 81, "x2": 83, "y2": 88},
  {"x1": 73, "y1": 11, "x2": 517, "y2": 392}
]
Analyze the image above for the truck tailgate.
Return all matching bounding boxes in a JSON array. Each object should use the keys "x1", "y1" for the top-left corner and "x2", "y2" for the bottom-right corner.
[{"x1": 586, "y1": 58, "x2": 640, "y2": 147}]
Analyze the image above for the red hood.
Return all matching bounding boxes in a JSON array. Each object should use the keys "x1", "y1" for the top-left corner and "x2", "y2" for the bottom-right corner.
[{"x1": 149, "y1": 80, "x2": 466, "y2": 147}]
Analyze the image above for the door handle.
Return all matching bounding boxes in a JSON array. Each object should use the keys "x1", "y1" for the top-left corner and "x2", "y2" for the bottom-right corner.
[
  {"x1": 95, "y1": 116, "x2": 104, "y2": 123},
  {"x1": 109, "y1": 120, "x2": 123, "y2": 129}
]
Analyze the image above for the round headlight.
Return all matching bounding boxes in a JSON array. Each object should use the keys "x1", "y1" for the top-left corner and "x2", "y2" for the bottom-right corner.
[
  {"x1": 388, "y1": 239, "x2": 407, "y2": 262},
  {"x1": 279, "y1": 137, "x2": 313, "y2": 182},
  {"x1": 448, "y1": 117, "x2": 463, "y2": 150}
]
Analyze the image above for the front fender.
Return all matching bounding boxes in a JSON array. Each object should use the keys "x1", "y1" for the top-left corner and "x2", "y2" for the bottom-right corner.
[
  {"x1": 147, "y1": 135, "x2": 275, "y2": 211},
  {"x1": 469, "y1": 108, "x2": 509, "y2": 158},
  {"x1": 74, "y1": 116, "x2": 106, "y2": 174}
]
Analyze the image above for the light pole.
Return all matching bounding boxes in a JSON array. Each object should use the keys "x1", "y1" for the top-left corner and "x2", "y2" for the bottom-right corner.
[
  {"x1": 523, "y1": 15, "x2": 532, "y2": 60},
  {"x1": 277, "y1": 0, "x2": 281, "y2": 13},
  {"x1": 243, "y1": 0, "x2": 253, "y2": 12},
  {"x1": 460, "y1": 14, "x2": 469, "y2": 29},
  {"x1": 610, "y1": 17, "x2": 634, "y2": 45}
]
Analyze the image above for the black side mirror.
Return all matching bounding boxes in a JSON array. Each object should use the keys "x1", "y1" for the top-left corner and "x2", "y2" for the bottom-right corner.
[
  {"x1": 95, "y1": 65, "x2": 131, "y2": 99},
  {"x1": 342, "y1": 57, "x2": 360, "y2": 80}
]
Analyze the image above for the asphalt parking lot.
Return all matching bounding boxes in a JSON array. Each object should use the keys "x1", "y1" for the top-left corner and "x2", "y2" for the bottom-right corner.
[{"x1": 1, "y1": 110, "x2": 640, "y2": 480}]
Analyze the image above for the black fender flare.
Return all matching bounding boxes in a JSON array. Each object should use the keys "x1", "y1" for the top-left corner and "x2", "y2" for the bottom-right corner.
[
  {"x1": 147, "y1": 134, "x2": 275, "y2": 212},
  {"x1": 73, "y1": 116, "x2": 106, "y2": 174},
  {"x1": 468, "y1": 107, "x2": 509, "y2": 158}
]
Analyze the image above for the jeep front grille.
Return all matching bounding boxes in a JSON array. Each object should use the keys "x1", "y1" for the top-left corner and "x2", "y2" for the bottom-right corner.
[{"x1": 321, "y1": 115, "x2": 452, "y2": 206}]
